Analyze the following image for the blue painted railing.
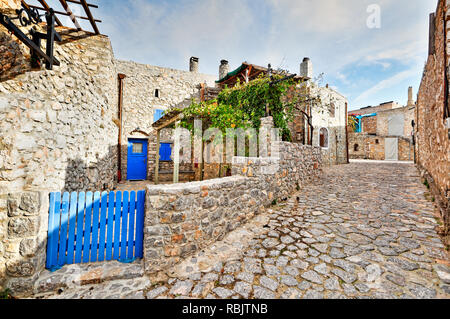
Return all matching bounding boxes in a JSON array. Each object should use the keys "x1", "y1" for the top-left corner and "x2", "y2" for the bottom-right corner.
[{"x1": 46, "y1": 190, "x2": 145, "y2": 269}]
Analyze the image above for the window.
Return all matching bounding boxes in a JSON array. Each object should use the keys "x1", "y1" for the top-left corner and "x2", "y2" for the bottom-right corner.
[
  {"x1": 154, "y1": 109, "x2": 164, "y2": 123},
  {"x1": 319, "y1": 128, "x2": 329, "y2": 148},
  {"x1": 375, "y1": 139, "x2": 379, "y2": 144},
  {"x1": 354, "y1": 144, "x2": 359, "y2": 152},
  {"x1": 155, "y1": 89, "x2": 160, "y2": 98},
  {"x1": 132, "y1": 143, "x2": 143, "y2": 154}
]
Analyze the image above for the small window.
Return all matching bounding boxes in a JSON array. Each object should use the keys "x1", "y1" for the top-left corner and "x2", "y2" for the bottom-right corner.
[
  {"x1": 375, "y1": 139, "x2": 379, "y2": 144},
  {"x1": 155, "y1": 89, "x2": 160, "y2": 98},
  {"x1": 319, "y1": 128, "x2": 329, "y2": 148},
  {"x1": 354, "y1": 144, "x2": 359, "y2": 152},
  {"x1": 132, "y1": 143, "x2": 143, "y2": 154}
]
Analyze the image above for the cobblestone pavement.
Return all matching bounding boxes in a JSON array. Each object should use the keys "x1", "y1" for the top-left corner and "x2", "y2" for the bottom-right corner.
[{"x1": 39, "y1": 163, "x2": 450, "y2": 299}]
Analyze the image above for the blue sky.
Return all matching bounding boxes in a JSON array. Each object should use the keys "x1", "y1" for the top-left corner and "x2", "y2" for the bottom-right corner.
[{"x1": 34, "y1": 0, "x2": 437, "y2": 111}]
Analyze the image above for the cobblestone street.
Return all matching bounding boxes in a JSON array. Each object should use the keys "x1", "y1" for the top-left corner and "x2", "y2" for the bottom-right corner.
[{"x1": 38, "y1": 162, "x2": 450, "y2": 299}]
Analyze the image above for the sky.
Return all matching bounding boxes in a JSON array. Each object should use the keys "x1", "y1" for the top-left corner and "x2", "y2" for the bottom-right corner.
[{"x1": 32, "y1": 0, "x2": 438, "y2": 111}]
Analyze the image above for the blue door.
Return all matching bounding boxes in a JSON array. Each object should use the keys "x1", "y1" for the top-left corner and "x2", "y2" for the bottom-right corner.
[
  {"x1": 159, "y1": 143, "x2": 172, "y2": 161},
  {"x1": 127, "y1": 139, "x2": 148, "y2": 180}
]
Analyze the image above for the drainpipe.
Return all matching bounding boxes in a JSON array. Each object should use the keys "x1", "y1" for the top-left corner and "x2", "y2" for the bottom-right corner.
[{"x1": 118, "y1": 73, "x2": 126, "y2": 182}]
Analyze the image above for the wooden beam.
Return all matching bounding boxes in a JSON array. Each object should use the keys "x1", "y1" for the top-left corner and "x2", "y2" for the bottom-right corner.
[
  {"x1": 28, "y1": 5, "x2": 101, "y2": 23},
  {"x1": 154, "y1": 129, "x2": 160, "y2": 184},
  {"x1": 20, "y1": 0, "x2": 30, "y2": 10},
  {"x1": 66, "y1": 0, "x2": 98, "y2": 8},
  {"x1": 0, "y1": 13, "x2": 60, "y2": 67},
  {"x1": 154, "y1": 113, "x2": 183, "y2": 131},
  {"x1": 173, "y1": 121, "x2": 181, "y2": 184},
  {"x1": 37, "y1": 0, "x2": 63, "y2": 26},
  {"x1": 80, "y1": 0, "x2": 99, "y2": 34},
  {"x1": 59, "y1": 0, "x2": 81, "y2": 30}
]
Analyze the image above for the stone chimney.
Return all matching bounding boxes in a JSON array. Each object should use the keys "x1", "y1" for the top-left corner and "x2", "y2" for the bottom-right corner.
[
  {"x1": 300, "y1": 57, "x2": 313, "y2": 79},
  {"x1": 407, "y1": 86, "x2": 415, "y2": 106},
  {"x1": 219, "y1": 60, "x2": 229, "y2": 80},
  {"x1": 189, "y1": 57, "x2": 199, "y2": 73}
]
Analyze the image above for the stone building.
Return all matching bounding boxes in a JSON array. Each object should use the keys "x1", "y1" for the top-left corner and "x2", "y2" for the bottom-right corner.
[
  {"x1": 0, "y1": 0, "x2": 217, "y2": 292},
  {"x1": 0, "y1": 0, "x2": 121, "y2": 293},
  {"x1": 348, "y1": 87, "x2": 415, "y2": 161},
  {"x1": 215, "y1": 58, "x2": 349, "y2": 166},
  {"x1": 115, "y1": 59, "x2": 216, "y2": 183},
  {"x1": 416, "y1": 0, "x2": 450, "y2": 238},
  {"x1": 0, "y1": 0, "x2": 337, "y2": 294}
]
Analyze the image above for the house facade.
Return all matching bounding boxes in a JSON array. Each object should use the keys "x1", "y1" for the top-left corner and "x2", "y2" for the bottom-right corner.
[
  {"x1": 215, "y1": 58, "x2": 349, "y2": 167},
  {"x1": 348, "y1": 88, "x2": 416, "y2": 162},
  {"x1": 0, "y1": 0, "x2": 344, "y2": 292},
  {"x1": 116, "y1": 59, "x2": 216, "y2": 183}
]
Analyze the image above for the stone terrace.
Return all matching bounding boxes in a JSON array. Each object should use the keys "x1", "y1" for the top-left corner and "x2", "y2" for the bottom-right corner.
[{"x1": 36, "y1": 162, "x2": 450, "y2": 299}]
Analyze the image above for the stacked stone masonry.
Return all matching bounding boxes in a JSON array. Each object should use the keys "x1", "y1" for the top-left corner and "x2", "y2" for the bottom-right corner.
[
  {"x1": 415, "y1": 0, "x2": 450, "y2": 237},
  {"x1": 0, "y1": 8, "x2": 119, "y2": 293},
  {"x1": 143, "y1": 142, "x2": 322, "y2": 274},
  {"x1": 348, "y1": 105, "x2": 415, "y2": 161},
  {"x1": 115, "y1": 60, "x2": 216, "y2": 181}
]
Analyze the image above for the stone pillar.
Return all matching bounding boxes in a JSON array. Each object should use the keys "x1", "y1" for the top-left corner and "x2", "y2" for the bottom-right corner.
[
  {"x1": 1, "y1": 191, "x2": 49, "y2": 297},
  {"x1": 259, "y1": 117, "x2": 274, "y2": 158},
  {"x1": 189, "y1": 57, "x2": 199, "y2": 73},
  {"x1": 219, "y1": 60, "x2": 229, "y2": 80},
  {"x1": 300, "y1": 57, "x2": 313, "y2": 79}
]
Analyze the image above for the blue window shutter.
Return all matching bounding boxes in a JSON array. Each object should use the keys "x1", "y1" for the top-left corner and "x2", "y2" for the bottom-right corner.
[
  {"x1": 159, "y1": 143, "x2": 172, "y2": 161},
  {"x1": 154, "y1": 109, "x2": 164, "y2": 123}
]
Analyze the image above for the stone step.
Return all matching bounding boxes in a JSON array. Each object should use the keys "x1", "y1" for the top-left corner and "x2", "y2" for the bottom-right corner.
[{"x1": 34, "y1": 259, "x2": 145, "y2": 295}]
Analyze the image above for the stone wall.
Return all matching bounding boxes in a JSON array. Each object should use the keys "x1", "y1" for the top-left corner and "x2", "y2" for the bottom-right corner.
[
  {"x1": 348, "y1": 104, "x2": 415, "y2": 162},
  {"x1": 0, "y1": 31, "x2": 31, "y2": 82},
  {"x1": 361, "y1": 116, "x2": 377, "y2": 134},
  {"x1": 115, "y1": 60, "x2": 216, "y2": 181},
  {"x1": 398, "y1": 138, "x2": 414, "y2": 162},
  {"x1": 0, "y1": 0, "x2": 20, "y2": 10},
  {"x1": 416, "y1": 0, "x2": 450, "y2": 236},
  {"x1": 0, "y1": 25, "x2": 119, "y2": 294},
  {"x1": 348, "y1": 133, "x2": 414, "y2": 161},
  {"x1": 377, "y1": 106, "x2": 415, "y2": 137},
  {"x1": 348, "y1": 132, "x2": 369, "y2": 159},
  {"x1": 143, "y1": 141, "x2": 322, "y2": 274}
]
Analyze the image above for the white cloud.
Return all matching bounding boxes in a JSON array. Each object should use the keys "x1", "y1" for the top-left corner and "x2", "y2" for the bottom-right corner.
[
  {"x1": 91, "y1": 0, "x2": 437, "y2": 106},
  {"x1": 353, "y1": 68, "x2": 417, "y2": 105}
]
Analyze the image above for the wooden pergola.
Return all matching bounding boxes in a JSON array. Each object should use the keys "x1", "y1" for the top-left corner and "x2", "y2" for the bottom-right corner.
[
  {"x1": 152, "y1": 110, "x2": 184, "y2": 184},
  {"x1": 216, "y1": 62, "x2": 308, "y2": 89},
  {"x1": 22, "y1": 0, "x2": 101, "y2": 34}
]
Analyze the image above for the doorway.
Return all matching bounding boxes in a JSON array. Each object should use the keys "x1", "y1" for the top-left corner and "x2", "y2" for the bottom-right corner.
[{"x1": 127, "y1": 139, "x2": 148, "y2": 180}]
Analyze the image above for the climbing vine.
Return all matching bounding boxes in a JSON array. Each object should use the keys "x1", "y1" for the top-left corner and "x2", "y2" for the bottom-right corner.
[{"x1": 180, "y1": 74, "x2": 301, "y2": 141}]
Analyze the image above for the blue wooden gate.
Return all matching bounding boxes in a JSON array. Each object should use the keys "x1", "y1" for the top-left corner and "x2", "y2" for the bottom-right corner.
[{"x1": 45, "y1": 190, "x2": 145, "y2": 269}]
